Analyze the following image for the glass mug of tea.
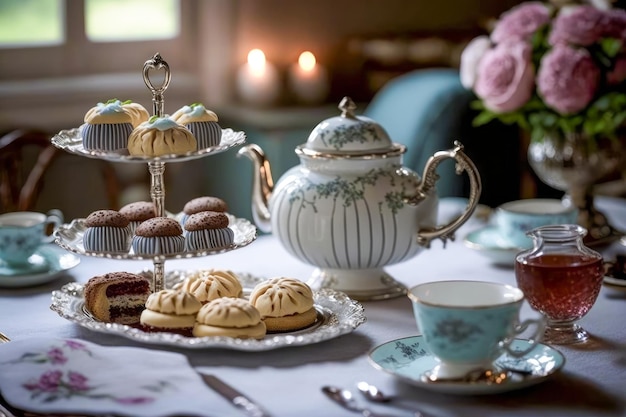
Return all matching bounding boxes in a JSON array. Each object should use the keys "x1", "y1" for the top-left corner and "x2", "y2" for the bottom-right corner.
[{"x1": 515, "y1": 224, "x2": 604, "y2": 345}]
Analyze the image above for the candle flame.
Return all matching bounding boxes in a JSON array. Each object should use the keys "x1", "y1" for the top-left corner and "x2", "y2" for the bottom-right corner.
[
  {"x1": 298, "y1": 51, "x2": 316, "y2": 72},
  {"x1": 247, "y1": 49, "x2": 267, "y2": 76}
]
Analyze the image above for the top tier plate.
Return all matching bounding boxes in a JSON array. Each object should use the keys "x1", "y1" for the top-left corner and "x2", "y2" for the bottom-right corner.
[{"x1": 52, "y1": 127, "x2": 246, "y2": 163}]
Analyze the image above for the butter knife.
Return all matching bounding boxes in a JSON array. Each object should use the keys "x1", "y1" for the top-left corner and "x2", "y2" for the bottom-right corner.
[{"x1": 200, "y1": 373, "x2": 272, "y2": 417}]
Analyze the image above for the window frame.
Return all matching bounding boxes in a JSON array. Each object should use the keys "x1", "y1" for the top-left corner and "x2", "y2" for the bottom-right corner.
[{"x1": 0, "y1": 0, "x2": 196, "y2": 80}]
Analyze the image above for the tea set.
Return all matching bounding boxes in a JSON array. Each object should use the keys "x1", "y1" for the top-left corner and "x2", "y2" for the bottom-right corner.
[{"x1": 2, "y1": 96, "x2": 610, "y2": 396}]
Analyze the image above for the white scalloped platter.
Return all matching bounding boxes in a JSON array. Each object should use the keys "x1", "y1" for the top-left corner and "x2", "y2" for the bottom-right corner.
[
  {"x1": 51, "y1": 127, "x2": 246, "y2": 163},
  {"x1": 54, "y1": 214, "x2": 257, "y2": 260},
  {"x1": 50, "y1": 271, "x2": 366, "y2": 351}
]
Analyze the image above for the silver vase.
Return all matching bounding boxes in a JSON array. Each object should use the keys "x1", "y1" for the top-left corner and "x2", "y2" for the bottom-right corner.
[{"x1": 527, "y1": 131, "x2": 625, "y2": 245}]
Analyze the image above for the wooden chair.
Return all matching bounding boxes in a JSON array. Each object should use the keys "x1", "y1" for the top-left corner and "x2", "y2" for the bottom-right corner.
[{"x1": 0, "y1": 129, "x2": 121, "y2": 214}]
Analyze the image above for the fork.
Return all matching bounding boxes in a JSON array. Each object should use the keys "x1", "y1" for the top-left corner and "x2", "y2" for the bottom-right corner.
[{"x1": 0, "y1": 332, "x2": 10, "y2": 344}]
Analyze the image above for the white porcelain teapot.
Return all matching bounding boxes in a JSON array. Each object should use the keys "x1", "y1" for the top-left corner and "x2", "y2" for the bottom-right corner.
[{"x1": 238, "y1": 97, "x2": 482, "y2": 300}]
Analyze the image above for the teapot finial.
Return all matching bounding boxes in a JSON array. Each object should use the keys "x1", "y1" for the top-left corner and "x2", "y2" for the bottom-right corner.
[{"x1": 339, "y1": 96, "x2": 357, "y2": 118}]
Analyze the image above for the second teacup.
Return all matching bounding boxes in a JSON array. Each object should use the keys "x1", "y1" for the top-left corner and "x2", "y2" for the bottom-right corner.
[
  {"x1": 495, "y1": 198, "x2": 578, "y2": 248},
  {"x1": 408, "y1": 280, "x2": 544, "y2": 381},
  {"x1": 0, "y1": 210, "x2": 63, "y2": 266}
]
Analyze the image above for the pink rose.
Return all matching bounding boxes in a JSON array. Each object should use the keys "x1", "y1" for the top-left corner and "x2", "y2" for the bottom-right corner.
[
  {"x1": 460, "y1": 36, "x2": 492, "y2": 89},
  {"x1": 491, "y1": 2, "x2": 552, "y2": 44},
  {"x1": 602, "y1": 8, "x2": 626, "y2": 40},
  {"x1": 607, "y1": 55, "x2": 626, "y2": 85},
  {"x1": 474, "y1": 41, "x2": 535, "y2": 113},
  {"x1": 537, "y1": 44, "x2": 600, "y2": 114},
  {"x1": 548, "y1": 5, "x2": 605, "y2": 46}
]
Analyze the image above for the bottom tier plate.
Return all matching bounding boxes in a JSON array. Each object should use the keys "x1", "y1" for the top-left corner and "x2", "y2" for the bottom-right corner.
[{"x1": 50, "y1": 271, "x2": 366, "y2": 351}]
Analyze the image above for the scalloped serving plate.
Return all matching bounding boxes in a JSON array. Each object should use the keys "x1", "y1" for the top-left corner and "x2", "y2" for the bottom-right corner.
[
  {"x1": 50, "y1": 271, "x2": 366, "y2": 351},
  {"x1": 51, "y1": 127, "x2": 246, "y2": 163},
  {"x1": 53, "y1": 213, "x2": 257, "y2": 260}
]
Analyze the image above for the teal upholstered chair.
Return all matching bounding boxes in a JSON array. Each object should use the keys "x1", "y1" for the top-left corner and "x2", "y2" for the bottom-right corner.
[
  {"x1": 364, "y1": 68, "x2": 522, "y2": 207},
  {"x1": 363, "y1": 68, "x2": 473, "y2": 198}
]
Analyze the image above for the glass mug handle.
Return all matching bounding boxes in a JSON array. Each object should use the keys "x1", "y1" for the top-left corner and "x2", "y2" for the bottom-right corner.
[
  {"x1": 500, "y1": 317, "x2": 547, "y2": 358},
  {"x1": 42, "y1": 209, "x2": 64, "y2": 243}
]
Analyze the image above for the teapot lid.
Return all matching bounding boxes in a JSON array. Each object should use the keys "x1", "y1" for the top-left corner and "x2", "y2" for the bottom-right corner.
[{"x1": 302, "y1": 97, "x2": 398, "y2": 156}]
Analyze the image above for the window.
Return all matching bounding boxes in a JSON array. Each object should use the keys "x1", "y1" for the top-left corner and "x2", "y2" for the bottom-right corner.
[{"x1": 0, "y1": 0, "x2": 192, "y2": 80}]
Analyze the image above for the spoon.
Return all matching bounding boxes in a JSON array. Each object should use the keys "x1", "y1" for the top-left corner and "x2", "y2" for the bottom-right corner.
[
  {"x1": 321, "y1": 386, "x2": 391, "y2": 417},
  {"x1": 357, "y1": 382, "x2": 424, "y2": 417},
  {"x1": 357, "y1": 381, "x2": 392, "y2": 403}
]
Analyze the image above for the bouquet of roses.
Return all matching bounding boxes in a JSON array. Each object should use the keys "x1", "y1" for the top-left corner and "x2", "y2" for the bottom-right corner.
[{"x1": 460, "y1": 1, "x2": 626, "y2": 142}]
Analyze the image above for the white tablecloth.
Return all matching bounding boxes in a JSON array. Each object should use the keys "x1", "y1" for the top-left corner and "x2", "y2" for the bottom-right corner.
[{"x1": 1, "y1": 196, "x2": 626, "y2": 417}]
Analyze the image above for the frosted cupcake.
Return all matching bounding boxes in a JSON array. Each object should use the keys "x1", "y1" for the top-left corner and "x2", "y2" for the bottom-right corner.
[
  {"x1": 82, "y1": 100, "x2": 134, "y2": 153},
  {"x1": 120, "y1": 100, "x2": 150, "y2": 127},
  {"x1": 128, "y1": 116, "x2": 197, "y2": 157},
  {"x1": 170, "y1": 103, "x2": 222, "y2": 149},
  {"x1": 132, "y1": 217, "x2": 185, "y2": 256},
  {"x1": 184, "y1": 211, "x2": 234, "y2": 251},
  {"x1": 83, "y1": 209, "x2": 132, "y2": 254}
]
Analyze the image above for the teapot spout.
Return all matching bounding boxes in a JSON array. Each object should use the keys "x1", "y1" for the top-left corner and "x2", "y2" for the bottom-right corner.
[{"x1": 237, "y1": 144, "x2": 274, "y2": 233}]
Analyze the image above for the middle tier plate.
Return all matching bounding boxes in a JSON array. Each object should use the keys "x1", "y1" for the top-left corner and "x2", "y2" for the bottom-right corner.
[{"x1": 54, "y1": 213, "x2": 257, "y2": 260}]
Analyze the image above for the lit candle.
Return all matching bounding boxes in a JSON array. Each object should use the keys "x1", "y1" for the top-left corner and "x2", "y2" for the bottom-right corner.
[
  {"x1": 288, "y1": 51, "x2": 330, "y2": 105},
  {"x1": 236, "y1": 49, "x2": 281, "y2": 107}
]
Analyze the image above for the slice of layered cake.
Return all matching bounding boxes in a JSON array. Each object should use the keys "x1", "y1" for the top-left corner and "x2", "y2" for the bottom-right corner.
[{"x1": 84, "y1": 271, "x2": 151, "y2": 325}]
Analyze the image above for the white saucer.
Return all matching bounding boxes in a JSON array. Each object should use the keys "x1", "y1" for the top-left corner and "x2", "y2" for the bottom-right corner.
[
  {"x1": 464, "y1": 225, "x2": 526, "y2": 266},
  {"x1": 0, "y1": 245, "x2": 80, "y2": 288},
  {"x1": 368, "y1": 335, "x2": 565, "y2": 395}
]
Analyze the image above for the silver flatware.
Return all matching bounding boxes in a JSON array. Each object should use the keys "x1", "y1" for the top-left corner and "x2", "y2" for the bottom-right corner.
[
  {"x1": 322, "y1": 385, "x2": 394, "y2": 417},
  {"x1": 200, "y1": 373, "x2": 272, "y2": 417}
]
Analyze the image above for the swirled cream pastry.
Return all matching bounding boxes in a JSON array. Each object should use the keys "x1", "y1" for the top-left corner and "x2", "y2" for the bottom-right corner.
[
  {"x1": 140, "y1": 289, "x2": 202, "y2": 336},
  {"x1": 121, "y1": 100, "x2": 150, "y2": 127},
  {"x1": 193, "y1": 297, "x2": 266, "y2": 339},
  {"x1": 179, "y1": 269, "x2": 243, "y2": 304},
  {"x1": 82, "y1": 100, "x2": 134, "y2": 152},
  {"x1": 248, "y1": 277, "x2": 317, "y2": 332},
  {"x1": 128, "y1": 116, "x2": 197, "y2": 157},
  {"x1": 170, "y1": 103, "x2": 222, "y2": 149}
]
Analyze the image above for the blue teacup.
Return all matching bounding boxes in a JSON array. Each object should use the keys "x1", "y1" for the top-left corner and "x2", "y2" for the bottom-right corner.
[
  {"x1": 496, "y1": 199, "x2": 579, "y2": 248},
  {"x1": 0, "y1": 210, "x2": 63, "y2": 266},
  {"x1": 408, "y1": 280, "x2": 545, "y2": 380}
]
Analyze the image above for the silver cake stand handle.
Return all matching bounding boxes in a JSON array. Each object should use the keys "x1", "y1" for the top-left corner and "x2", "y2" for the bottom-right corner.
[{"x1": 142, "y1": 53, "x2": 172, "y2": 292}]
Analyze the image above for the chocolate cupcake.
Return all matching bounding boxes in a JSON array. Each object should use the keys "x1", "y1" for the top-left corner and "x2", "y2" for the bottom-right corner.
[
  {"x1": 83, "y1": 209, "x2": 132, "y2": 253},
  {"x1": 131, "y1": 217, "x2": 185, "y2": 256},
  {"x1": 119, "y1": 201, "x2": 157, "y2": 235},
  {"x1": 180, "y1": 196, "x2": 228, "y2": 226},
  {"x1": 184, "y1": 211, "x2": 234, "y2": 251}
]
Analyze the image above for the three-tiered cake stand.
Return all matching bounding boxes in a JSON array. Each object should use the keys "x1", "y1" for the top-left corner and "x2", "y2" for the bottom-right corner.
[{"x1": 49, "y1": 53, "x2": 366, "y2": 351}]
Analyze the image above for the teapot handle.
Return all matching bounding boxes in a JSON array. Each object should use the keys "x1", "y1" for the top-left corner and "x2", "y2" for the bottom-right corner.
[{"x1": 407, "y1": 141, "x2": 482, "y2": 248}]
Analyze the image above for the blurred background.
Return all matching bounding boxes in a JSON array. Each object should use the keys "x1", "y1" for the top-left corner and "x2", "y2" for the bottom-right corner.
[{"x1": 0, "y1": 0, "x2": 560, "y2": 220}]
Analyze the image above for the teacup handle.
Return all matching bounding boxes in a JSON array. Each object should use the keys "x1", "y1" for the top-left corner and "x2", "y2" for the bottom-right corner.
[
  {"x1": 42, "y1": 209, "x2": 64, "y2": 243},
  {"x1": 500, "y1": 317, "x2": 546, "y2": 358}
]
